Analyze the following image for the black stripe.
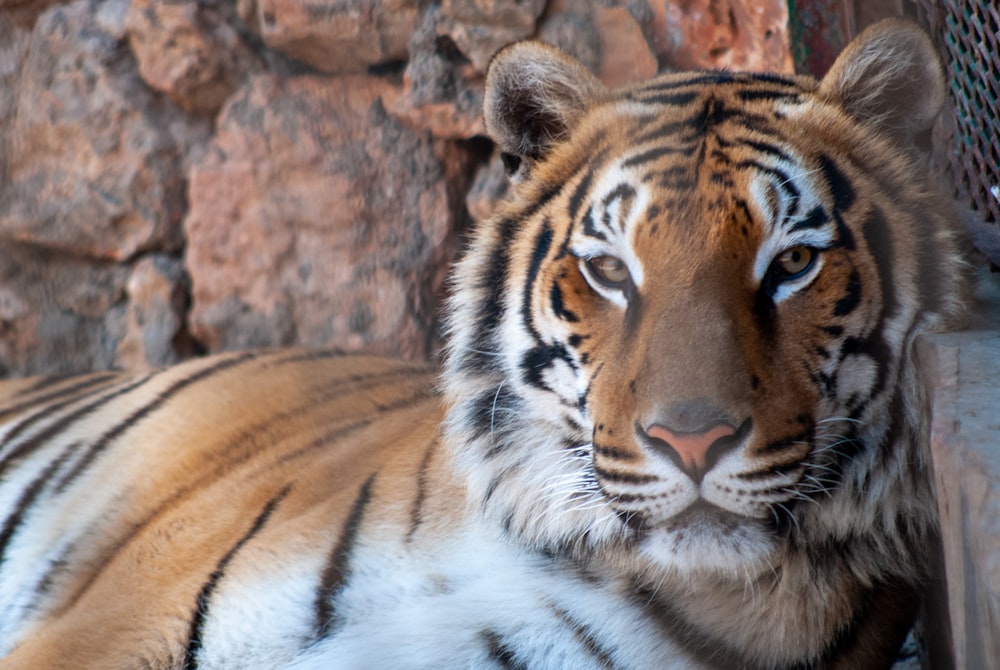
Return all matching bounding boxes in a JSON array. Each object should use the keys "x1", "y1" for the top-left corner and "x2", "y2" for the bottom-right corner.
[
  {"x1": 0, "y1": 374, "x2": 156, "y2": 481},
  {"x1": 468, "y1": 385, "x2": 520, "y2": 445},
  {"x1": 520, "y1": 343, "x2": 574, "y2": 392},
  {"x1": 581, "y1": 205, "x2": 607, "y2": 241},
  {"x1": 481, "y1": 629, "x2": 528, "y2": 670},
  {"x1": 736, "y1": 159, "x2": 800, "y2": 204},
  {"x1": 269, "y1": 348, "x2": 348, "y2": 366},
  {"x1": 568, "y1": 168, "x2": 596, "y2": 224},
  {"x1": 861, "y1": 206, "x2": 898, "y2": 321},
  {"x1": 183, "y1": 484, "x2": 292, "y2": 669},
  {"x1": 592, "y1": 463, "x2": 657, "y2": 485},
  {"x1": 818, "y1": 153, "x2": 856, "y2": 212},
  {"x1": 467, "y1": 218, "x2": 520, "y2": 373},
  {"x1": 833, "y1": 270, "x2": 862, "y2": 317},
  {"x1": 621, "y1": 144, "x2": 697, "y2": 168},
  {"x1": 521, "y1": 220, "x2": 554, "y2": 343},
  {"x1": 406, "y1": 440, "x2": 437, "y2": 543},
  {"x1": 550, "y1": 281, "x2": 579, "y2": 323},
  {"x1": 551, "y1": 606, "x2": 618, "y2": 670},
  {"x1": 737, "y1": 88, "x2": 802, "y2": 101},
  {"x1": 601, "y1": 184, "x2": 637, "y2": 234},
  {"x1": 2, "y1": 372, "x2": 117, "y2": 418},
  {"x1": 314, "y1": 474, "x2": 376, "y2": 639},
  {"x1": 0, "y1": 442, "x2": 78, "y2": 570},
  {"x1": 740, "y1": 138, "x2": 791, "y2": 162},
  {"x1": 52, "y1": 353, "x2": 256, "y2": 494},
  {"x1": 790, "y1": 206, "x2": 829, "y2": 232},
  {"x1": 631, "y1": 90, "x2": 699, "y2": 106},
  {"x1": 0, "y1": 373, "x2": 120, "y2": 445}
]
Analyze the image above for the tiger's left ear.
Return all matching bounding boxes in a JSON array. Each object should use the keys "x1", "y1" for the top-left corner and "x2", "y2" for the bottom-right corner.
[
  {"x1": 484, "y1": 41, "x2": 605, "y2": 182},
  {"x1": 818, "y1": 19, "x2": 945, "y2": 143}
]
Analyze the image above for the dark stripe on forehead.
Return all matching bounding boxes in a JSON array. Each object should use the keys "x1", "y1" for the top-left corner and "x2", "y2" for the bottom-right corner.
[
  {"x1": 631, "y1": 90, "x2": 699, "y2": 106},
  {"x1": 790, "y1": 206, "x2": 829, "y2": 232},
  {"x1": 817, "y1": 153, "x2": 855, "y2": 212},
  {"x1": 861, "y1": 206, "x2": 898, "y2": 321},
  {"x1": 582, "y1": 205, "x2": 607, "y2": 241}
]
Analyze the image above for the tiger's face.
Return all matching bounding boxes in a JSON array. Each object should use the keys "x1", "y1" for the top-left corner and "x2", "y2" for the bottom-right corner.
[{"x1": 444, "y1": 22, "x2": 964, "y2": 581}]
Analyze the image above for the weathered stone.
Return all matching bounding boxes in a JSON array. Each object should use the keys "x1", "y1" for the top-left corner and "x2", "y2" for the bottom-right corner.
[
  {"x1": 126, "y1": 0, "x2": 260, "y2": 114},
  {"x1": 392, "y1": 5, "x2": 485, "y2": 139},
  {"x1": 649, "y1": 0, "x2": 793, "y2": 73},
  {"x1": 593, "y1": 6, "x2": 658, "y2": 86},
  {"x1": 185, "y1": 74, "x2": 475, "y2": 360},
  {"x1": 440, "y1": 0, "x2": 547, "y2": 73},
  {"x1": 115, "y1": 254, "x2": 197, "y2": 371},
  {"x1": 535, "y1": 10, "x2": 602, "y2": 75},
  {"x1": 238, "y1": 0, "x2": 419, "y2": 74},
  {"x1": 0, "y1": 243, "x2": 128, "y2": 377},
  {"x1": 0, "y1": 17, "x2": 30, "y2": 189},
  {"x1": 0, "y1": 0, "x2": 204, "y2": 260}
]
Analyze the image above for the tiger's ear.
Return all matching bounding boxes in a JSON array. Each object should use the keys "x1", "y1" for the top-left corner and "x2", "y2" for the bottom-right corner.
[
  {"x1": 818, "y1": 19, "x2": 945, "y2": 143},
  {"x1": 484, "y1": 41, "x2": 605, "y2": 181}
]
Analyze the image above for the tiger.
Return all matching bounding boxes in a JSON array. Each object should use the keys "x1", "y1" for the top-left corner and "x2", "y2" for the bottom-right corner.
[{"x1": 0, "y1": 18, "x2": 966, "y2": 670}]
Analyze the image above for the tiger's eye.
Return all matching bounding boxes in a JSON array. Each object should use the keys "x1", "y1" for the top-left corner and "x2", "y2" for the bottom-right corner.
[
  {"x1": 774, "y1": 246, "x2": 815, "y2": 277},
  {"x1": 587, "y1": 255, "x2": 631, "y2": 287}
]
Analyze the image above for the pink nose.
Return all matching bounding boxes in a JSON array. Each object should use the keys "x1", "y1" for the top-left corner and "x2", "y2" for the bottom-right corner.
[{"x1": 645, "y1": 423, "x2": 737, "y2": 474}]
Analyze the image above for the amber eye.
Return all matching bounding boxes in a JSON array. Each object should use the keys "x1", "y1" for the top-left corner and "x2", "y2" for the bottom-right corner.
[
  {"x1": 586, "y1": 255, "x2": 631, "y2": 288},
  {"x1": 772, "y1": 246, "x2": 816, "y2": 279}
]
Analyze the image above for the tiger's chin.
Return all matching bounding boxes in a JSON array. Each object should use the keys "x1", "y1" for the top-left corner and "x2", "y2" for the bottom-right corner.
[{"x1": 634, "y1": 503, "x2": 779, "y2": 579}]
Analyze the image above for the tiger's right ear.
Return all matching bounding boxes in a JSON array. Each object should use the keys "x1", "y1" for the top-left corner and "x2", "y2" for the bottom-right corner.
[{"x1": 484, "y1": 42, "x2": 605, "y2": 182}]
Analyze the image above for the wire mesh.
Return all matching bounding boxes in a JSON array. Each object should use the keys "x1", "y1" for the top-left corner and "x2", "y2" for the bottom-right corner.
[{"x1": 916, "y1": 1, "x2": 1000, "y2": 265}]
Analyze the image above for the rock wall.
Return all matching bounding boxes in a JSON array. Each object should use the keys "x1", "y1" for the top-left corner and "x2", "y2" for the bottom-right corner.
[{"x1": 0, "y1": 0, "x2": 792, "y2": 377}]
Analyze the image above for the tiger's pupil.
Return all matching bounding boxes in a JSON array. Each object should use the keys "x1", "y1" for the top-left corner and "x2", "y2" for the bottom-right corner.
[
  {"x1": 588, "y1": 255, "x2": 630, "y2": 286},
  {"x1": 775, "y1": 247, "x2": 814, "y2": 276}
]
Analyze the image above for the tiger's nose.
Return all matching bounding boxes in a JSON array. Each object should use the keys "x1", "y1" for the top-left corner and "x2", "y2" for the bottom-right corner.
[{"x1": 642, "y1": 419, "x2": 741, "y2": 483}]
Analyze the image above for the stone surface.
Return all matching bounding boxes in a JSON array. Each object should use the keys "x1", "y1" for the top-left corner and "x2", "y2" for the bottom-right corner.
[
  {"x1": 0, "y1": 0, "x2": 206, "y2": 260},
  {"x1": 650, "y1": 0, "x2": 793, "y2": 73},
  {"x1": 392, "y1": 5, "x2": 486, "y2": 139},
  {"x1": 239, "y1": 0, "x2": 420, "y2": 74},
  {"x1": 593, "y1": 6, "x2": 658, "y2": 86},
  {"x1": 115, "y1": 255, "x2": 198, "y2": 371},
  {"x1": 440, "y1": 0, "x2": 547, "y2": 73},
  {"x1": 126, "y1": 0, "x2": 260, "y2": 114},
  {"x1": 917, "y1": 269, "x2": 1000, "y2": 670},
  {"x1": 184, "y1": 74, "x2": 475, "y2": 360},
  {"x1": 0, "y1": 243, "x2": 129, "y2": 377}
]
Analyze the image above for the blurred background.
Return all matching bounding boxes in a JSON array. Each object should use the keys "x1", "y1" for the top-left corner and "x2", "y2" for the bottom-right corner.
[{"x1": 0, "y1": 0, "x2": 996, "y2": 377}]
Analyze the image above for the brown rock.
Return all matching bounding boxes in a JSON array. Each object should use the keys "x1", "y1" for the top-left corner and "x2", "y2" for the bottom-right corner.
[
  {"x1": 0, "y1": 0, "x2": 204, "y2": 260},
  {"x1": 0, "y1": 243, "x2": 129, "y2": 377},
  {"x1": 239, "y1": 0, "x2": 419, "y2": 74},
  {"x1": 185, "y1": 74, "x2": 475, "y2": 360},
  {"x1": 440, "y1": 0, "x2": 547, "y2": 73},
  {"x1": 115, "y1": 255, "x2": 198, "y2": 371},
  {"x1": 594, "y1": 6, "x2": 658, "y2": 86},
  {"x1": 392, "y1": 6, "x2": 485, "y2": 139},
  {"x1": 126, "y1": 0, "x2": 260, "y2": 114},
  {"x1": 650, "y1": 0, "x2": 793, "y2": 74},
  {"x1": 536, "y1": 9, "x2": 602, "y2": 75}
]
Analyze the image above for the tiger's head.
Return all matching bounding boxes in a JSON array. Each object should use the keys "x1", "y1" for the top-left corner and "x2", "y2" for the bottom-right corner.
[{"x1": 443, "y1": 20, "x2": 965, "y2": 585}]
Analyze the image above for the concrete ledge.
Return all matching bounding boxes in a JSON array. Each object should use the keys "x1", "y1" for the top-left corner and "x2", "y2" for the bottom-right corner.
[{"x1": 917, "y1": 268, "x2": 1000, "y2": 669}]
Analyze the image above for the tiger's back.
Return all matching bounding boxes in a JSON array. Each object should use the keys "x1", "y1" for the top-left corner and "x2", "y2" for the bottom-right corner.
[{"x1": 0, "y1": 351, "x2": 444, "y2": 667}]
